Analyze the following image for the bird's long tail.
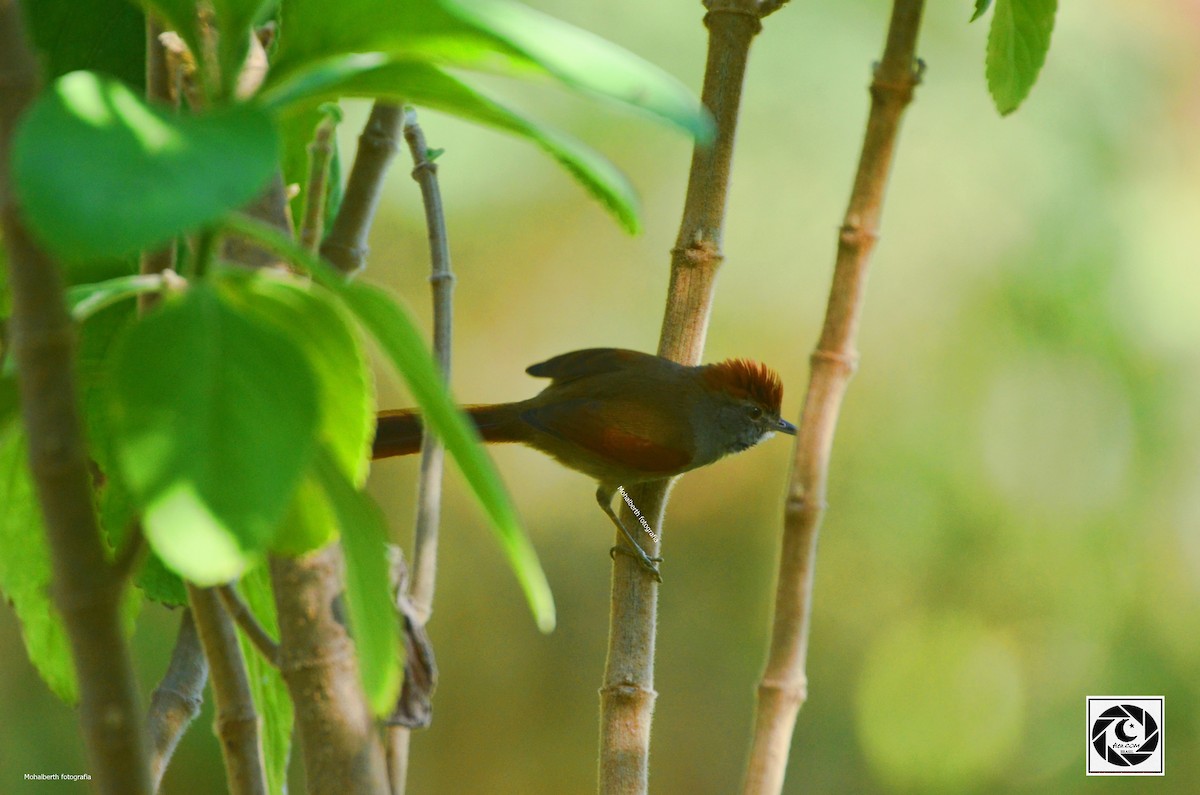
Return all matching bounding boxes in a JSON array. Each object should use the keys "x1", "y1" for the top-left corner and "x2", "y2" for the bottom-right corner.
[{"x1": 372, "y1": 404, "x2": 529, "y2": 459}]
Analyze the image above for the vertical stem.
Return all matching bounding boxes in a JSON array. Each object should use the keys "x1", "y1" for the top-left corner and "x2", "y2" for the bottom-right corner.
[
  {"x1": 385, "y1": 107, "x2": 454, "y2": 795},
  {"x1": 140, "y1": 15, "x2": 176, "y2": 314},
  {"x1": 271, "y1": 548, "x2": 389, "y2": 794},
  {"x1": 186, "y1": 584, "x2": 268, "y2": 795},
  {"x1": 599, "y1": 3, "x2": 765, "y2": 793},
  {"x1": 0, "y1": 4, "x2": 152, "y2": 793},
  {"x1": 740, "y1": 3, "x2": 925, "y2": 794},
  {"x1": 320, "y1": 103, "x2": 405, "y2": 274},
  {"x1": 299, "y1": 112, "x2": 340, "y2": 254}
]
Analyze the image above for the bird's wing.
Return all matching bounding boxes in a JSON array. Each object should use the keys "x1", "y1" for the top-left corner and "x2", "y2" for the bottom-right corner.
[
  {"x1": 525, "y1": 348, "x2": 658, "y2": 383},
  {"x1": 521, "y1": 398, "x2": 691, "y2": 475}
]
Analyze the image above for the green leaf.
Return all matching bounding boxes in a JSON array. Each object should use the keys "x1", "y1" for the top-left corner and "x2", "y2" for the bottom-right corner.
[
  {"x1": 221, "y1": 217, "x2": 556, "y2": 633},
  {"x1": 215, "y1": 269, "x2": 373, "y2": 557},
  {"x1": 108, "y1": 284, "x2": 321, "y2": 584},
  {"x1": 0, "y1": 425, "x2": 78, "y2": 704},
  {"x1": 312, "y1": 446, "x2": 401, "y2": 715},
  {"x1": 215, "y1": 269, "x2": 373, "y2": 484},
  {"x1": 985, "y1": 0, "x2": 1057, "y2": 116},
  {"x1": 970, "y1": 0, "x2": 993, "y2": 23},
  {"x1": 276, "y1": 474, "x2": 339, "y2": 555},
  {"x1": 22, "y1": 0, "x2": 145, "y2": 89},
  {"x1": 234, "y1": 566, "x2": 292, "y2": 795},
  {"x1": 263, "y1": 62, "x2": 640, "y2": 234},
  {"x1": 67, "y1": 274, "x2": 168, "y2": 323},
  {"x1": 12, "y1": 71, "x2": 278, "y2": 261},
  {"x1": 267, "y1": 0, "x2": 710, "y2": 142}
]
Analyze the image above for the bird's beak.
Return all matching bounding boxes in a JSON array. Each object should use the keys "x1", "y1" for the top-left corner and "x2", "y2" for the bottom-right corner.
[{"x1": 776, "y1": 417, "x2": 797, "y2": 436}]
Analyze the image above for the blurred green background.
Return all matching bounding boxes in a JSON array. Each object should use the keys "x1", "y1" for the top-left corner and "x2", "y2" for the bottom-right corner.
[{"x1": 3, "y1": 0, "x2": 1199, "y2": 792}]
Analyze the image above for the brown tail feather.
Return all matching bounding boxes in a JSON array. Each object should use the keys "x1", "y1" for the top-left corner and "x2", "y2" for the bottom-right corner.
[{"x1": 372, "y1": 404, "x2": 529, "y2": 460}]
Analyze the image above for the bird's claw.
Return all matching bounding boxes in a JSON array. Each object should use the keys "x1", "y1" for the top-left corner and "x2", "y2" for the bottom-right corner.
[{"x1": 609, "y1": 545, "x2": 663, "y2": 582}]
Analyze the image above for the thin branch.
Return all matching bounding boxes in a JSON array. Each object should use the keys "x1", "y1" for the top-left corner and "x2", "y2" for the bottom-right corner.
[
  {"x1": 217, "y1": 583, "x2": 280, "y2": 666},
  {"x1": 319, "y1": 103, "x2": 405, "y2": 274},
  {"x1": 0, "y1": 4, "x2": 152, "y2": 793},
  {"x1": 187, "y1": 583, "x2": 268, "y2": 795},
  {"x1": 599, "y1": 1, "x2": 770, "y2": 792},
  {"x1": 398, "y1": 106, "x2": 453, "y2": 624},
  {"x1": 139, "y1": 15, "x2": 177, "y2": 315},
  {"x1": 385, "y1": 107, "x2": 453, "y2": 795},
  {"x1": 741, "y1": 3, "x2": 926, "y2": 794},
  {"x1": 111, "y1": 521, "x2": 147, "y2": 584},
  {"x1": 147, "y1": 610, "x2": 209, "y2": 792},
  {"x1": 299, "y1": 108, "x2": 341, "y2": 254}
]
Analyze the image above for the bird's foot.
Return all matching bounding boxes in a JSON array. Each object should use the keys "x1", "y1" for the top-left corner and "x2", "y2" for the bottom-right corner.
[{"x1": 609, "y1": 545, "x2": 663, "y2": 582}]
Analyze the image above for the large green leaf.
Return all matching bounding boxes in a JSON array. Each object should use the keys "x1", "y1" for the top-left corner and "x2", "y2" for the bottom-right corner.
[
  {"x1": 263, "y1": 61, "x2": 640, "y2": 233},
  {"x1": 222, "y1": 217, "x2": 556, "y2": 633},
  {"x1": 0, "y1": 425, "x2": 78, "y2": 704},
  {"x1": 986, "y1": 0, "x2": 1057, "y2": 115},
  {"x1": 11, "y1": 71, "x2": 278, "y2": 261},
  {"x1": 267, "y1": 0, "x2": 709, "y2": 141},
  {"x1": 216, "y1": 269, "x2": 373, "y2": 558},
  {"x1": 313, "y1": 446, "x2": 402, "y2": 715},
  {"x1": 108, "y1": 284, "x2": 321, "y2": 584},
  {"x1": 22, "y1": 0, "x2": 145, "y2": 88},
  {"x1": 235, "y1": 565, "x2": 292, "y2": 795},
  {"x1": 215, "y1": 269, "x2": 372, "y2": 484}
]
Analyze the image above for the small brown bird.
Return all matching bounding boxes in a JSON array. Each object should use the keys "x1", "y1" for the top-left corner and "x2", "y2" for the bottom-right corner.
[{"x1": 373, "y1": 348, "x2": 795, "y2": 580}]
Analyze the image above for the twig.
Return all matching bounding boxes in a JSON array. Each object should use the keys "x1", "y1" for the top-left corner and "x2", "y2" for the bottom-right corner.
[
  {"x1": 111, "y1": 521, "x2": 147, "y2": 584},
  {"x1": 187, "y1": 583, "x2": 268, "y2": 795},
  {"x1": 740, "y1": 3, "x2": 926, "y2": 794},
  {"x1": 599, "y1": 2, "x2": 771, "y2": 792},
  {"x1": 147, "y1": 610, "x2": 209, "y2": 792},
  {"x1": 319, "y1": 103, "x2": 405, "y2": 273},
  {"x1": 270, "y1": 548, "x2": 389, "y2": 792},
  {"x1": 217, "y1": 583, "x2": 280, "y2": 666},
  {"x1": 299, "y1": 108, "x2": 341, "y2": 253},
  {"x1": 385, "y1": 107, "x2": 453, "y2": 795},
  {"x1": 0, "y1": 5, "x2": 153, "y2": 793},
  {"x1": 398, "y1": 106, "x2": 453, "y2": 624},
  {"x1": 139, "y1": 15, "x2": 177, "y2": 315}
]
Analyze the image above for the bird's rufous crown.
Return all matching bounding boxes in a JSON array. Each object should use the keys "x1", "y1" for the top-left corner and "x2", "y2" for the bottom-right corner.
[{"x1": 700, "y1": 358, "x2": 784, "y2": 412}]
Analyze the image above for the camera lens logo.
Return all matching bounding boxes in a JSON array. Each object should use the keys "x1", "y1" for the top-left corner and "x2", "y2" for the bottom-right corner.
[
  {"x1": 1091, "y1": 705, "x2": 1158, "y2": 767},
  {"x1": 1086, "y1": 696, "x2": 1164, "y2": 775}
]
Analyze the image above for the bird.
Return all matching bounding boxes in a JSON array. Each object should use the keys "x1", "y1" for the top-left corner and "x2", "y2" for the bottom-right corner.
[{"x1": 372, "y1": 348, "x2": 796, "y2": 580}]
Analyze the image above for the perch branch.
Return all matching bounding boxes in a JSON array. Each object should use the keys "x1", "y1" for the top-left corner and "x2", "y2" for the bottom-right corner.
[
  {"x1": 740, "y1": 3, "x2": 926, "y2": 794},
  {"x1": 599, "y1": 1, "x2": 772, "y2": 792}
]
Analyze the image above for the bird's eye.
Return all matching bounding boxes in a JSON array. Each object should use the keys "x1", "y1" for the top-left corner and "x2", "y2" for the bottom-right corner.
[{"x1": 747, "y1": 405, "x2": 762, "y2": 419}]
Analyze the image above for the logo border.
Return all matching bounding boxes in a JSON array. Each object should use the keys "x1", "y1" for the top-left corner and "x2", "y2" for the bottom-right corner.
[{"x1": 1086, "y1": 695, "x2": 1165, "y2": 776}]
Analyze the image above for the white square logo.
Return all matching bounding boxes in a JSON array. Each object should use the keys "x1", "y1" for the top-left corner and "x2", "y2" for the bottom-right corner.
[{"x1": 1086, "y1": 696, "x2": 1164, "y2": 775}]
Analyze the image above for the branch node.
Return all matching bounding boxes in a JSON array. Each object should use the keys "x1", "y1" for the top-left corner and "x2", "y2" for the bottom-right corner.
[
  {"x1": 758, "y1": 676, "x2": 808, "y2": 706},
  {"x1": 838, "y1": 221, "x2": 879, "y2": 252},
  {"x1": 670, "y1": 240, "x2": 724, "y2": 270},
  {"x1": 703, "y1": 3, "x2": 764, "y2": 33},
  {"x1": 808, "y1": 348, "x2": 858, "y2": 375}
]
